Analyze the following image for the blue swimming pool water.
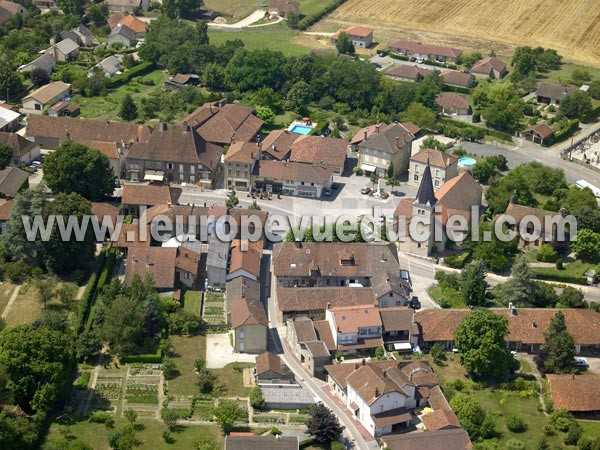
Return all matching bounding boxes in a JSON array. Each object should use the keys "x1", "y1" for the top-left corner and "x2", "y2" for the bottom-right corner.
[
  {"x1": 290, "y1": 124, "x2": 313, "y2": 135},
  {"x1": 458, "y1": 157, "x2": 477, "y2": 166}
]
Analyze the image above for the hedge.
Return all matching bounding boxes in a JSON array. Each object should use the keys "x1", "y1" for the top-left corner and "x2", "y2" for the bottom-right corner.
[
  {"x1": 120, "y1": 350, "x2": 163, "y2": 364},
  {"x1": 581, "y1": 104, "x2": 600, "y2": 123},
  {"x1": 441, "y1": 84, "x2": 472, "y2": 94},
  {"x1": 439, "y1": 118, "x2": 513, "y2": 142},
  {"x1": 84, "y1": 248, "x2": 116, "y2": 332},
  {"x1": 77, "y1": 252, "x2": 106, "y2": 333},
  {"x1": 542, "y1": 120, "x2": 579, "y2": 147},
  {"x1": 296, "y1": 0, "x2": 348, "y2": 31},
  {"x1": 300, "y1": 438, "x2": 317, "y2": 449},
  {"x1": 109, "y1": 61, "x2": 154, "y2": 88},
  {"x1": 531, "y1": 270, "x2": 586, "y2": 285},
  {"x1": 310, "y1": 120, "x2": 330, "y2": 136}
]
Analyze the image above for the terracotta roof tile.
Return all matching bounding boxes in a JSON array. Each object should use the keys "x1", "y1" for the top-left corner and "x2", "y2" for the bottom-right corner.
[
  {"x1": 547, "y1": 374, "x2": 600, "y2": 412},
  {"x1": 289, "y1": 135, "x2": 347, "y2": 169},
  {"x1": 0, "y1": 198, "x2": 14, "y2": 221},
  {"x1": 382, "y1": 428, "x2": 472, "y2": 450},
  {"x1": 118, "y1": 15, "x2": 146, "y2": 33},
  {"x1": 471, "y1": 57, "x2": 507, "y2": 75},
  {"x1": 435, "y1": 93, "x2": 469, "y2": 110},
  {"x1": 230, "y1": 297, "x2": 267, "y2": 328},
  {"x1": 276, "y1": 287, "x2": 375, "y2": 314},
  {"x1": 411, "y1": 149, "x2": 457, "y2": 168},
  {"x1": 422, "y1": 408, "x2": 461, "y2": 431},
  {"x1": 228, "y1": 239, "x2": 263, "y2": 278},
  {"x1": 125, "y1": 247, "x2": 177, "y2": 289},
  {"x1": 350, "y1": 124, "x2": 388, "y2": 145},
  {"x1": 122, "y1": 184, "x2": 181, "y2": 207},
  {"x1": 255, "y1": 351, "x2": 282, "y2": 376},
  {"x1": 224, "y1": 141, "x2": 260, "y2": 164},
  {"x1": 260, "y1": 129, "x2": 300, "y2": 160},
  {"x1": 330, "y1": 304, "x2": 382, "y2": 334},
  {"x1": 523, "y1": 123, "x2": 554, "y2": 139}
]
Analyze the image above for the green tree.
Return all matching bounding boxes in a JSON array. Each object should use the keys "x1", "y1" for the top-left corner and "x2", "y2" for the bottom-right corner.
[
  {"x1": 0, "y1": 59, "x2": 22, "y2": 101},
  {"x1": 124, "y1": 410, "x2": 137, "y2": 425},
  {"x1": 56, "y1": 0, "x2": 87, "y2": 16},
  {"x1": 213, "y1": 401, "x2": 244, "y2": 435},
  {"x1": 460, "y1": 260, "x2": 488, "y2": 306},
  {"x1": 162, "y1": 0, "x2": 203, "y2": 19},
  {"x1": 36, "y1": 278, "x2": 55, "y2": 309},
  {"x1": 0, "y1": 144, "x2": 13, "y2": 170},
  {"x1": 97, "y1": 293, "x2": 146, "y2": 354},
  {"x1": 403, "y1": 102, "x2": 437, "y2": 129},
  {"x1": 0, "y1": 324, "x2": 75, "y2": 414},
  {"x1": 162, "y1": 358, "x2": 178, "y2": 380},
  {"x1": 560, "y1": 91, "x2": 592, "y2": 119},
  {"x1": 39, "y1": 193, "x2": 95, "y2": 273},
  {"x1": 286, "y1": 11, "x2": 300, "y2": 29},
  {"x1": 472, "y1": 160, "x2": 494, "y2": 183},
  {"x1": 496, "y1": 256, "x2": 539, "y2": 307},
  {"x1": 119, "y1": 94, "x2": 138, "y2": 122},
  {"x1": 0, "y1": 408, "x2": 39, "y2": 449},
  {"x1": 75, "y1": 330, "x2": 102, "y2": 362},
  {"x1": 429, "y1": 342, "x2": 446, "y2": 365},
  {"x1": 86, "y1": 3, "x2": 109, "y2": 26},
  {"x1": 570, "y1": 69, "x2": 592, "y2": 86},
  {"x1": 201, "y1": 63, "x2": 227, "y2": 91},
  {"x1": 539, "y1": 312, "x2": 576, "y2": 374},
  {"x1": 454, "y1": 308, "x2": 512, "y2": 380},
  {"x1": 589, "y1": 79, "x2": 600, "y2": 100},
  {"x1": 161, "y1": 409, "x2": 180, "y2": 431},
  {"x1": 55, "y1": 282, "x2": 78, "y2": 309},
  {"x1": 335, "y1": 32, "x2": 355, "y2": 55},
  {"x1": 535, "y1": 436, "x2": 550, "y2": 450},
  {"x1": 249, "y1": 385, "x2": 265, "y2": 409},
  {"x1": 107, "y1": 423, "x2": 137, "y2": 450},
  {"x1": 43, "y1": 141, "x2": 116, "y2": 201},
  {"x1": 572, "y1": 228, "x2": 600, "y2": 261},
  {"x1": 420, "y1": 136, "x2": 446, "y2": 151},
  {"x1": 450, "y1": 393, "x2": 486, "y2": 439},
  {"x1": 558, "y1": 286, "x2": 585, "y2": 308},
  {"x1": 30, "y1": 67, "x2": 50, "y2": 88},
  {"x1": 285, "y1": 80, "x2": 311, "y2": 112},
  {"x1": 306, "y1": 404, "x2": 344, "y2": 444}
]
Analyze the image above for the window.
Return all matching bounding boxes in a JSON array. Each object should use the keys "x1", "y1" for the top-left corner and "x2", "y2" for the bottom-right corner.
[
  {"x1": 184, "y1": 272, "x2": 191, "y2": 279},
  {"x1": 414, "y1": 164, "x2": 419, "y2": 173},
  {"x1": 35, "y1": 104, "x2": 41, "y2": 111},
  {"x1": 414, "y1": 174, "x2": 419, "y2": 182},
  {"x1": 167, "y1": 163, "x2": 174, "y2": 170},
  {"x1": 434, "y1": 180, "x2": 440, "y2": 187},
  {"x1": 239, "y1": 330, "x2": 245, "y2": 339},
  {"x1": 190, "y1": 175, "x2": 195, "y2": 183},
  {"x1": 179, "y1": 164, "x2": 184, "y2": 173},
  {"x1": 435, "y1": 169, "x2": 440, "y2": 177}
]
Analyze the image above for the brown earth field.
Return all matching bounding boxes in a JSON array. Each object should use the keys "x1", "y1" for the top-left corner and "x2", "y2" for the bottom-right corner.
[{"x1": 310, "y1": 0, "x2": 600, "y2": 66}]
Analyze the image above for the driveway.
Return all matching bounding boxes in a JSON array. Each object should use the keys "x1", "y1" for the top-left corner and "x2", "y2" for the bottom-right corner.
[
  {"x1": 205, "y1": 332, "x2": 257, "y2": 369},
  {"x1": 208, "y1": 10, "x2": 266, "y2": 29},
  {"x1": 584, "y1": 356, "x2": 600, "y2": 375}
]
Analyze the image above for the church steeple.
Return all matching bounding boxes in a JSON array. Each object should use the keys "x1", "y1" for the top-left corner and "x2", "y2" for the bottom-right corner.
[{"x1": 414, "y1": 155, "x2": 437, "y2": 207}]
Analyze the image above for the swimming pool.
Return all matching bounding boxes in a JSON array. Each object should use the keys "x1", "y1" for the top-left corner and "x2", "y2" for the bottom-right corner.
[
  {"x1": 458, "y1": 157, "x2": 477, "y2": 168},
  {"x1": 289, "y1": 124, "x2": 313, "y2": 135}
]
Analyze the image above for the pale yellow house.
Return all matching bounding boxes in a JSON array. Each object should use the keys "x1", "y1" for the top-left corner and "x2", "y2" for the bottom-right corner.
[{"x1": 231, "y1": 298, "x2": 268, "y2": 353}]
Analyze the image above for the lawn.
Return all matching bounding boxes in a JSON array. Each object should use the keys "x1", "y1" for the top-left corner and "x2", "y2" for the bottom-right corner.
[
  {"x1": 208, "y1": 29, "x2": 310, "y2": 56},
  {"x1": 212, "y1": 362, "x2": 254, "y2": 398},
  {"x1": 532, "y1": 259, "x2": 593, "y2": 285},
  {"x1": 182, "y1": 290, "x2": 202, "y2": 316},
  {"x1": 541, "y1": 63, "x2": 600, "y2": 85},
  {"x1": 43, "y1": 419, "x2": 225, "y2": 450},
  {"x1": 0, "y1": 281, "x2": 17, "y2": 316},
  {"x1": 74, "y1": 70, "x2": 168, "y2": 121},
  {"x1": 203, "y1": 0, "x2": 336, "y2": 21},
  {"x1": 3, "y1": 283, "x2": 66, "y2": 326},
  {"x1": 169, "y1": 334, "x2": 207, "y2": 396}
]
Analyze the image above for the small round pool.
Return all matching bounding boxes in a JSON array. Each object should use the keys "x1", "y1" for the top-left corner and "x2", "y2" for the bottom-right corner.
[{"x1": 458, "y1": 157, "x2": 477, "y2": 168}]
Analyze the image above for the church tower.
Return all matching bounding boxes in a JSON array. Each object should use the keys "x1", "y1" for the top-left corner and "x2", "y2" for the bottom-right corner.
[{"x1": 410, "y1": 156, "x2": 440, "y2": 256}]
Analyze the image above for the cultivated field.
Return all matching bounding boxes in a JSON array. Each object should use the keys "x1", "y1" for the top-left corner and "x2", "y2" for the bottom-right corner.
[{"x1": 314, "y1": 0, "x2": 600, "y2": 66}]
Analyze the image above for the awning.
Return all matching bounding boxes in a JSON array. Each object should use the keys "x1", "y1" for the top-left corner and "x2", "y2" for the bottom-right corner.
[
  {"x1": 360, "y1": 163, "x2": 377, "y2": 172},
  {"x1": 144, "y1": 170, "x2": 164, "y2": 182},
  {"x1": 393, "y1": 342, "x2": 413, "y2": 351}
]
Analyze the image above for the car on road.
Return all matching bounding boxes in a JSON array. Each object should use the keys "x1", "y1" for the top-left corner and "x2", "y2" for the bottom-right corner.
[
  {"x1": 410, "y1": 296, "x2": 421, "y2": 309},
  {"x1": 360, "y1": 186, "x2": 371, "y2": 195},
  {"x1": 31, "y1": 160, "x2": 42, "y2": 167},
  {"x1": 226, "y1": 189, "x2": 235, "y2": 198},
  {"x1": 400, "y1": 269, "x2": 412, "y2": 287},
  {"x1": 392, "y1": 191, "x2": 405, "y2": 197}
]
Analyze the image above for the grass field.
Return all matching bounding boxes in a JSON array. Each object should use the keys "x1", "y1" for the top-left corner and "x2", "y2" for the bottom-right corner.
[
  {"x1": 204, "y1": 0, "x2": 337, "y2": 21},
  {"x1": 314, "y1": 0, "x2": 600, "y2": 67},
  {"x1": 208, "y1": 29, "x2": 309, "y2": 56},
  {"x1": 212, "y1": 362, "x2": 254, "y2": 398},
  {"x1": 0, "y1": 282, "x2": 17, "y2": 316},
  {"x1": 74, "y1": 70, "x2": 168, "y2": 121},
  {"x1": 169, "y1": 334, "x2": 206, "y2": 396},
  {"x1": 532, "y1": 259, "x2": 593, "y2": 284},
  {"x1": 182, "y1": 290, "x2": 202, "y2": 316},
  {"x1": 3, "y1": 284, "x2": 63, "y2": 326}
]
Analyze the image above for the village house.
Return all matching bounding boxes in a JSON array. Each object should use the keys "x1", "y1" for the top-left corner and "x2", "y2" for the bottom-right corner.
[
  {"x1": 225, "y1": 434, "x2": 299, "y2": 450},
  {"x1": 325, "y1": 359, "x2": 446, "y2": 437},
  {"x1": 124, "y1": 246, "x2": 202, "y2": 291},
  {"x1": 50, "y1": 38, "x2": 80, "y2": 62},
  {"x1": 90, "y1": 55, "x2": 123, "y2": 78},
  {"x1": 381, "y1": 428, "x2": 472, "y2": 450},
  {"x1": 17, "y1": 52, "x2": 55, "y2": 74},
  {"x1": 268, "y1": 0, "x2": 299, "y2": 17},
  {"x1": 226, "y1": 239, "x2": 262, "y2": 282},
  {"x1": 415, "y1": 307, "x2": 600, "y2": 354},
  {"x1": 165, "y1": 73, "x2": 199, "y2": 90},
  {"x1": 116, "y1": 14, "x2": 147, "y2": 38},
  {"x1": 32, "y1": 0, "x2": 56, "y2": 9},
  {"x1": 0, "y1": 105, "x2": 20, "y2": 132},
  {"x1": 90, "y1": 202, "x2": 120, "y2": 241},
  {"x1": 231, "y1": 296, "x2": 267, "y2": 353},
  {"x1": 0, "y1": 166, "x2": 29, "y2": 197},
  {"x1": 440, "y1": 70, "x2": 476, "y2": 88},
  {"x1": 21, "y1": 81, "x2": 70, "y2": 115},
  {"x1": 289, "y1": 135, "x2": 347, "y2": 174},
  {"x1": 380, "y1": 307, "x2": 419, "y2": 352},
  {"x1": 357, "y1": 123, "x2": 414, "y2": 176},
  {"x1": 521, "y1": 123, "x2": 554, "y2": 145},
  {"x1": 388, "y1": 39, "x2": 463, "y2": 63},
  {"x1": 107, "y1": 11, "x2": 128, "y2": 28},
  {"x1": 546, "y1": 375, "x2": 600, "y2": 418},
  {"x1": 126, "y1": 121, "x2": 223, "y2": 186},
  {"x1": 26, "y1": 115, "x2": 151, "y2": 150},
  {"x1": 409, "y1": 148, "x2": 458, "y2": 190},
  {"x1": 121, "y1": 184, "x2": 182, "y2": 218},
  {"x1": 226, "y1": 276, "x2": 259, "y2": 327},
  {"x1": 0, "y1": 0, "x2": 26, "y2": 25},
  {"x1": 108, "y1": 24, "x2": 137, "y2": 47},
  {"x1": 206, "y1": 233, "x2": 230, "y2": 290},
  {"x1": 254, "y1": 351, "x2": 295, "y2": 384},
  {"x1": 184, "y1": 101, "x2": 264, "y2": 147},
  {"x1": 0, "y1": 132, "x2": 41, "y2": 166},
  {"x1": 60, "y1": 24, "x2": 93, "y2": 46},
  {"x1": 223, "y1": 141, "x2": 260, "y2": 191},
  {"x1": 395, "y1": 168, "x2": 483, "y2": 257},
  {"x1": 326, "y1": 304, "x2": 383, "y2": 355},
  {"x1": 286, "y1": 316, "x2": 333, "y2": 377},
  {"x1": 260, "y1": 129, "x2": 301, "y2": 160},
  {"x1": 105, "y1": 0, "x2": 149, "y2": 13},
  {"x1": 252, "y1": 160, "x2": 334, "y2": 198},
  {"x1": 331, "y1": 26, "x2": 374, "y2": 49},
  {"x1": 471, "y1": 56, "x2": 507, "y2": 79},
  {"x1": 499, "y1": 202, "x2": 564, "y2": 249},
  {"x1": 385, "y1": 65, "x2": 433, "y2": 83},
  {"x1": 276, "y1": 287, "x2": 375, "y2": 322},
  {"x1": 435, "y1": 93, "x2": 471, "y2": 116},
  {"x1": 350, "y1": 123, "x2": 388, "y2": 150},
  {"x1": 536, "y1": 82, "x2": 577, "y2": 106}
]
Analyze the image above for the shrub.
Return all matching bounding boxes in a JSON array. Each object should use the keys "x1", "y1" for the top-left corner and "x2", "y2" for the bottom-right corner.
[
  {"x1": 505, "y1": 415, "x2": 527, "y2": 432},
  {"x1": 120, "y1": 351, "x2": 162, "y2": 364},
  {"x1": 555, "y1": 258, "x2": 563, "y2": 270},
  {"x1": 538, "y1": 244, "x2": 558, "y2": 262},
  {"x1": 250, "y1": 386, "x2": 265, "y2": 410},
  {"x1": 506, "y1": 439, "x2": 525, "y2": 450},
  {"x1": 547, "y1": 409, "x2": 575, "y2": 432},
  {"x1": 89, "y1": 412, "x2": 114, "y2": 427},
  {"x1": 109, "y1": 62, "x2": 154, "y2": 88}
]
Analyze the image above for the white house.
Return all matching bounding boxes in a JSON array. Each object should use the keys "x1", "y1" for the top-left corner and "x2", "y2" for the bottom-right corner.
[{"x1": 325, "y1": 304, "x2": 383, "y2": 355}]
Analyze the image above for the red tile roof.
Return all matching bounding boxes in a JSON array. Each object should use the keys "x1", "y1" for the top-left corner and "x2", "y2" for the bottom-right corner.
[
  {"x1": 471, "y1": 57, "x2": 507, "y2": 75},
  {"x1": 125, "y1": 247, "x2": 177, "y2": 289},
  {"x1": 228, "y1": 239, "x2": 263, "y2": 279},
  {"x1": 260, "y1": 129, "x2": 301, "y2": 160},
  {"x1": 290, "y1": 135, "x2": 347, "y2": 169},
  {"x1": 224, "y1": 141, "x2": 260, "y2": 164},
  {"x1": 350, "y1": 123, "x2": 388, "y2": 145},
  {"x1": 255, "y1": 351, "x2": 283, "y2": 376},
  {"x1": 411, "y1": 149, "x2": 457, "y2": 169},
  {"x1": 435, "y1": 93, "x2": 469, "y2": 110},
  {"x1": 332, "y1": 26, "x2": 373, "y2": 39},
  {"x1": 547, "y1": 374, "x2": 600, "y2": 412},
  {"x1": 230, "y1": 297, "x2": 268, "y2": 328},
  {"x1": 522, "y1": 123, "x2": 554, "y2": 139},
  {"x1": 118, "y1": 14, "x2": 146, "y2": 33},
  {"x1": 121, "y1": 184, "x2": 181, "y2": 207},
  {"x1": 329, "y1": 304, "x2": 382, "y2": 334}
]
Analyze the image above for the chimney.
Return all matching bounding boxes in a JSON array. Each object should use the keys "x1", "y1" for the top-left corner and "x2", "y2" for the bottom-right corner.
[
  {"x1": 355, "y1": 363, "x2": 360, "y2": 370},
  {"x1": 376, "y1": 123, "x2": 380, "y2": 133},
  {"x1": 361, "y1": 358, "x2": 366, "y2": 366},
  {"x1": 363, "y1": 129, "x2": 368, "y2": 141},
  {"x1": 158, "y1": 120, "x2": 167, "y2": 132},
  {"x1": 374, "y1": 387, "x2": 379, "y2": 397},
  {"x1": 132, "y1": 256, "x2": 138, "y2": 263},
  {"x1": 412, "y1": 313, "x2": 416, "y2": 324},
  {"x1": 183, "y1": 121, "x2": 191, "y2": 133},
  {"x1": 327, "y1": 302, "x2": 331, "y2": 310},
  {"x1": 395, "y1": 136, "x2": 400, "y2": 148},
  {"x1": 295, "y1": 239, "x2": 302, "y2": 248},
  {"x1": 382, "y1": 369, "x2": 387, "y2": 378},
  {"x1": 167, "y1": 201, "x2": 172, "y2": 209}
]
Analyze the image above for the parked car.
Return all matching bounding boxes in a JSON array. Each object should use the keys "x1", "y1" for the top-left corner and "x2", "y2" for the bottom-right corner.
[
  {"x1": 31, "y1": 161, "x2": 42, "y2": 167},
  {"x1": 371, "y1": 62, "x2": 382, "y2": 69},
  {"x1": 331, "y1": 182, "x2": 340, "y2": 190},
  {"x1": 323, "y1": 188, "x2": 332, "y2": 197},
  {"x1": 400, "y1": 269, "x2": 412, "y2": 287},
  {"x1": 360, "y1": 186, "x2": 371, "y2": 195},
  {"x1": 410, "y1": 296, "x2": 421, "y2": 309},
  {"x1": 575, "y1": 357, "x2": 589, "y2": 368},
  {"x1": 226, "y1": 189, "x2": 235, "y2": 198},
  {"x1": 416, "y1": 57, "x2": 425, "y2": 64},
  {"x1": 409, "y1": 56, "x2": 417, "y2": 62},
  {"x1": 26, "y1": 164, "x2": 37, "y2": 172}
]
